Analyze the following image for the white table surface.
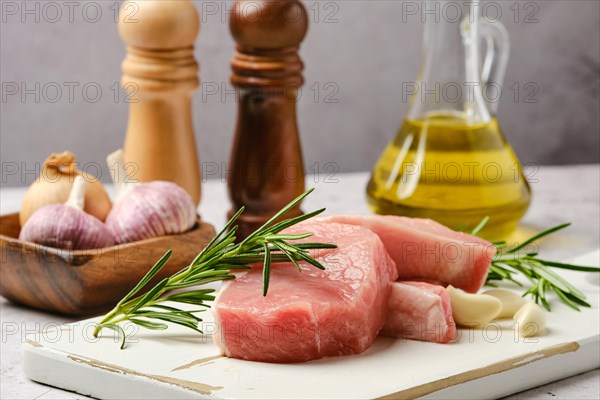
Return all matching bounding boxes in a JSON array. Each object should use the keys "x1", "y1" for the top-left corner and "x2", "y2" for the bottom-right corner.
[{"x1": 1, "y1": 165, "x2": 599, "y2": 400}]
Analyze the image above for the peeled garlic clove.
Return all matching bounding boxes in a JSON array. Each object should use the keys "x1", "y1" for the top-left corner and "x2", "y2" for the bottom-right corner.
[
  {"x1": 447, "y1": 285, "x2": 502, "y2": 328},
  {"x1": 482, "y1": 289, "x2": 527, "y2": 319},
  {"x1": 105, "y1": 150, "x2": 196, "y2": 244},
  {"x1": 19, "y1": 151, "x2": 112, "y2": 226},
  {"x1": 513, "y1": 303, "x2": 546, "y2": 338},
  {"x1": 19, "y1": 176, "x2": 115, "y2": 250}
]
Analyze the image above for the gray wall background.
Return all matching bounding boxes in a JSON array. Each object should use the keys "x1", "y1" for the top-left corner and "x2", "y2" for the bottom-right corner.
[{"x1": 1, "y1": 0, "x2": 599, "y2": 187}]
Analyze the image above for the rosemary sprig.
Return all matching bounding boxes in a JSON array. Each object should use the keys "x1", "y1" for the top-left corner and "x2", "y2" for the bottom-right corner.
[
  {"x1": 93, "y1": 189, "x2": 336, "y2": 348},
  {"x1": 481, "y1": 223, "x2": 600, "y2": 311}
]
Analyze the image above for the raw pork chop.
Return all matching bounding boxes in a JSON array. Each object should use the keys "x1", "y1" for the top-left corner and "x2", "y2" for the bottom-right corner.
[
  {"x1": 382, "y1": 281, "x2": 456, "y2": 344},
  {"x1": 213, "y1": 222, "x2": 398, "y2": 363},
  {"x1": 317, "y1": 215, "x2": 496, "y2": 293}
]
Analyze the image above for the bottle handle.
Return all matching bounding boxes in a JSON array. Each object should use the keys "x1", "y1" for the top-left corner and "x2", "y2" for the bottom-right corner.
[{"x1": 480, "y1": 20, "x2": 510, "y2": 115}]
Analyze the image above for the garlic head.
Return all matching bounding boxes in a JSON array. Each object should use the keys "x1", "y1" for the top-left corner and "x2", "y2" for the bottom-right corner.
[
  {"x1": 106, "y1": 181, "x2": 196, "y2": 243},
  {"x1": 19, "y1": 176, "x2": 115, "y2": 250},
  {"x1": 105, "y1": 149, "x2": 197, "y2": 243}
]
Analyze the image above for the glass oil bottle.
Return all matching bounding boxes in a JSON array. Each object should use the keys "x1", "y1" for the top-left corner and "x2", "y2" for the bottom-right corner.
[{"x1": 366, "y1": 1, "x2": 531, "y2": 241}]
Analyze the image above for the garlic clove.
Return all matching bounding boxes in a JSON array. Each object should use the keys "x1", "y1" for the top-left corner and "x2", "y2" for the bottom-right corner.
[
  {"x1": 447, "y1": 285, "x2": 502, "y2": 328},
  {"x1": 513, "y1": 303, "x2": 546, "y2": 338},
  {"x1": 106, "y1": 149, "x2": 138, "y2": 201},
  {"x1": 79, "y1": 172, "x2": 113, "y2": 221},
  {"x1": 19, "y1": 176, "x2": 115, "y2": 250},
  {"x1": 482, "y1": 289, "x2": 527, "y2": 319}
]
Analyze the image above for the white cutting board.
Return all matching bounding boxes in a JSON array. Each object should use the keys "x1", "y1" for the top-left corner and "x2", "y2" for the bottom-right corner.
[{"x1": 23, "y1": 250, "x2": 600, "y2": 399}]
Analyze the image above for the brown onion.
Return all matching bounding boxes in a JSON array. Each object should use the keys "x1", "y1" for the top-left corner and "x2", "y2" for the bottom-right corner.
[{"x1": 19, "y1": 151, "x2": 112, "y2": 226}]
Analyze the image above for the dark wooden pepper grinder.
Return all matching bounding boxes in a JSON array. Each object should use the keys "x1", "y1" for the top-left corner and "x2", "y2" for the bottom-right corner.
[{"x1": 227, "y1": 0, "x2": 308, "y2": 238}]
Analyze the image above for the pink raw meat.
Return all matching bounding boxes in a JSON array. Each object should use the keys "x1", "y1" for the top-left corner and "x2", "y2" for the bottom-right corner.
[
  {"x1": 213, "y1": 222, "x2": 398, "y2": 363},
  {"x1": 317, "y1": 215, "x2": 496, "y2": 293},
  {"x1": 382, "y1": 281, "x2": 456, "y2": 344}
]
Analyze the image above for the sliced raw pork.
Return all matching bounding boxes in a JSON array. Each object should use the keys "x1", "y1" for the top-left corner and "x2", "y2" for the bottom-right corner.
[
  {"x1": 213, "y1": 222, "x2": 398, "y2": 363},
  {"x1": 382, "y1": 281, "x2": 456, "y2": 344},
  {"x1": 317, "y1": 215, "x2": 496, "y2": 293}
]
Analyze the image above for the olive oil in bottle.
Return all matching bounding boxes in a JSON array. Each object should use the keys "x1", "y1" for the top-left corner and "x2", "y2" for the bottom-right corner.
[
  {"x1": 366, "y1": 113, "x2": 531, "y2": 241},
  {"x1": 368, "y1": 1, "x2": 531, "y2": 240}
]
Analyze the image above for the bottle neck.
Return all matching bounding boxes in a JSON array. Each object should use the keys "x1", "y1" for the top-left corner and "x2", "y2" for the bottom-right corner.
[{"x1": 407, "y1": 1, "x2": 491, "y2": 124}]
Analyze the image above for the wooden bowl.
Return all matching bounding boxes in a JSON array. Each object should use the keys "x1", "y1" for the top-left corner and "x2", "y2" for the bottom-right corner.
[{"x1": 0, "y1": 213, "x2": 216, "y2": 316}]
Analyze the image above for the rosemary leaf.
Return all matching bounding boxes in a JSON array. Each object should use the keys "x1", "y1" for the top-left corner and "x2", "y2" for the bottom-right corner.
[
  {"x1": 296, "y1": 251, "x2": 327, "y2": 271},
  {"x1": 101, "y1": 324, "x2": 126, "y2": 350},
  {"x1": 535, "y1": 259, "x2": 600, "y2": 272},
  {"x1": 470, "y1": 216, "x2": 490, "y2": 236},
  {"x1": 262, "y1": 242, "x2": 272, "y2": 297},
  {"x1": 118, "y1": 250, "x2": 172, "y2": 306},
  {"x1": 129, "y1": 278, "x2": 169, "y2": 314},
  {"x1": 507, "y1": 223, "x2": 571, "y2": 254},
  {"x1": 128, "y1": 319, "x2": 169, "y2": 331},
  {"x1": 272, "y1": 241, "x2": 302, "y2": 272}
]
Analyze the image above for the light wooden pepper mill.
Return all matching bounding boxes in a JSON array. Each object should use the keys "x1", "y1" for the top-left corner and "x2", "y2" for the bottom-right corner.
[
  {"x1": 118, "y1": 0, "x2": 201, "y2": 205},
  {"x1": 227, "y1": 0, "x2": 308, "y2": 239}
]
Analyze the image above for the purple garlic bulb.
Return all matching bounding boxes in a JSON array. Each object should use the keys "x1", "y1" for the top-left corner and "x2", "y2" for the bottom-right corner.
[
  {"x1": 106, "y1": 181, "x2": 196, "y2": 243},
  {"x1": 19, "y1": 176, "x2": 115, "y2": 250},
  {"x1": 105, "y1": 148, "x2": 196, "y2": 244}
]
